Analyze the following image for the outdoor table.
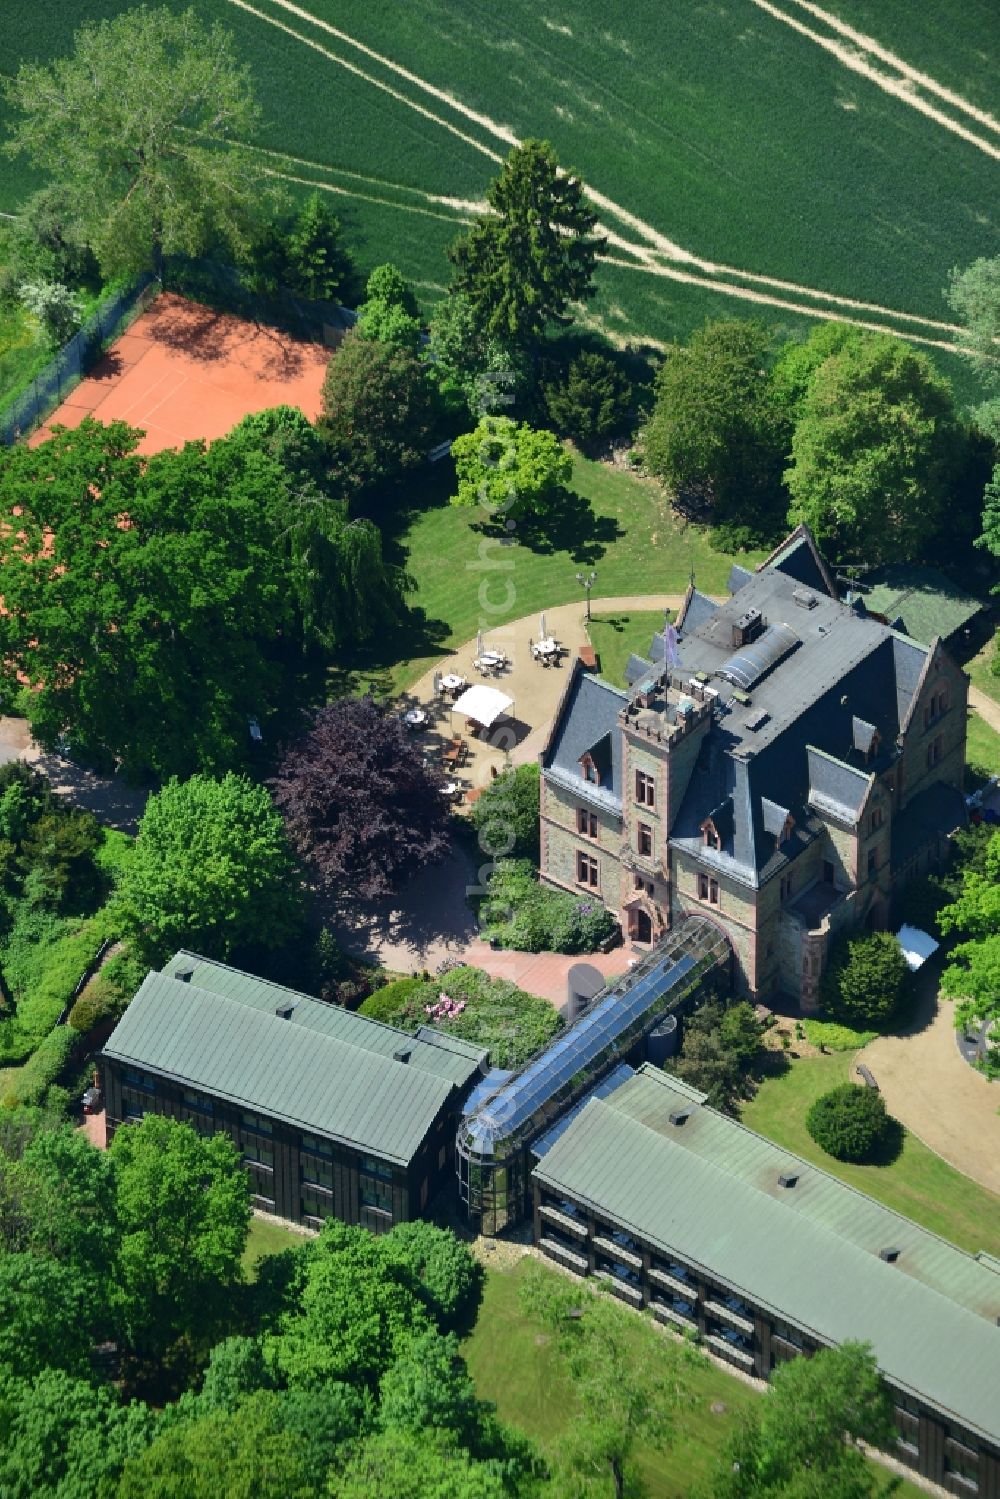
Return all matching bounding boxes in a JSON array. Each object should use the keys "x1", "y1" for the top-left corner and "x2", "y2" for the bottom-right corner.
[
  {"x1": 440, "y1": 780, "x2": 460, "y2": 798},
  {"x1": 441, "y1": 673, "x2": 466, "y2": 693},
  {"x1": 403, "y1": 708, "x2": 427, "y2": 729},
  {"x1": 533, "y1": 637, "x2": 558, "y2": 658}
]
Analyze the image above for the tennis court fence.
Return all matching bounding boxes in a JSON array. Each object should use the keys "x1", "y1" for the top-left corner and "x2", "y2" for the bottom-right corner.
[{"x1": 0, "y1": 274, "x2": 159, "y2": 447}]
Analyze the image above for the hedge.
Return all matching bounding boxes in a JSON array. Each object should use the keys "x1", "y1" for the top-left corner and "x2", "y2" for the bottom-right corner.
[
  {"x1": 479, "y1": 860, "x2": 617, "y2": 954},
  {"x1": 1, "y1": 1027, "x2": 78, "y2": 1109},
  {"x1": 360, "y1": 966, "x2": 562, "y2": 1068},
  {"x1": 0, "y1": 916, "x2": 108, "y2": 1064},
  {"x1": 802, "y1": 1020, "x2": 877, "y2": 1053}
]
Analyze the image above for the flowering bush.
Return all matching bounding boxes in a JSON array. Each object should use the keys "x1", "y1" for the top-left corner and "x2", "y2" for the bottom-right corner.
[
  {"x1": 360, "y1": 966, "x2": 561, "y2": 1067},
  {"x1": 479, "y1": 860, "x2": 617, "y2": 954}
]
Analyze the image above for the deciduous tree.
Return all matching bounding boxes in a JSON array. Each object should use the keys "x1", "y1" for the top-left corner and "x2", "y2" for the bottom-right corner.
[
  {"x1": 819, "y1": 932, "x2": 909, "y2": 1029},
  {"x1": 712, "y1": 1342, "x2": 893, "y2": 1497},
  {"x1": 644, "y1": 320, "x2": 789, "y2": 541},
  {"x1": 0, "y1": 1253, "x2": 92, "y2": 1379},
  {"x1": 0, "y1": 1368, "x2": 155, "y2": 1499},
  {"x1": 450, "y1": 416, "x2": 573, "y2": 528},
  {"x1": 318, "y1": 332, "x2": 438, "y2": 501},
  {"x1": 448, "y1": 140, "x2": 604, "y2": 349},
  {"x1": 520, "y1": 1265, "x2": 694, "y2": 1499},
  {"x1": 945, "y1": 255, "x2": 1000, "y2": 439},
  {"x1": 785, "y1": 333, "x2": 961, "y2": 562},
  {"x1": 271, "y1": 697, "x2": 450, "y2": 900},
  {"x1": 3, "y1": 6, "x2": 269, "y2": 280},
  {"x1": 356, "y1": 263, "x2": 424, "y2": 353},
  {"x1": 667, "y1": 999, "x2": 764, "y2": 1115},
  {"x1": 331, "y1": 1429, "x2": 509, "y2": 1499},
  {"x1": 386, "y1": 1220, "x2": 483, "y2": 1333},
  {"x1": 110, "y1": 1115, "x2": 251, "y2": 1362},
  {"x1": 119, "y1": 772, "x2": 304, "y2": 964},
  {"x1": 469, "y1": 763, "x2": 540, "y2": 866},
  {"x1": 939, "y1": 827, "x2": 1000, "y2": 1074}
]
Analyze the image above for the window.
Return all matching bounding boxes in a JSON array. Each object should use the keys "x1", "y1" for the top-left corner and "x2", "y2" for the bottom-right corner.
[
  {"x1": 576, "y1": 807, "x2": 597, "y2": 838},
  {"x1": 822, "y1": 860, "x2": 834, "y2": 884},
  {"x1": 867, "y1": 848, "x2": 878, "y2": 877},
  {"x1": 870, "y1": 807, "x2": 883, "y2": 833},
  {"x1": 895, "y1": 1400, "x2": 920, "y2": 1458},
  {"x1": 301, "y1": 1188, "x2": 332, "y2": 1223},
  {"x1": 926, "y1": 735, "x2": 943, "y2": 769},
  {"x1": 697, "y1": 873, "x2": 719, "y2": 905},
  {"x1": 576, "y1": 851, "x2": 598, "y2": 888},
  {"x1": 301, "y1": 1132, "x2": 333, "y2": 1157},
  {"x1": 360, "y1": 1155, "x2": 394, "y2": 1182},
  {"x1": 944, "y1": 1436, "x2": 979, "y2": 1492},
  {"x1": 637, "y1": 822, "x2": 653, "y2": 857},
  {"x1": 124, "y1": 1068, "x2": 156, "y2": 1093},
  {"x1": 924, "y1": 689, "x2": 949, "y2": 727},
  {"x1": 183, "y1": 1090, "x2": 213, "y2": 1115},
  {"x1": 581, "y1": 754, "x2": 599, "y2": 785},
  {"x1": 241, "y1": 1111, "x2": 272, "y2": 1135},
  {"x1": 635, "y1": 770, "x2": 655, "y2": 807},
  {"x1": 361, "y1": 1175, "x2": 393, "y2": 1214},
  {"x1": 420, "y1": 1176, "x2": 430, "y2": 1210},
  {"x1": 702, "y1": 820, "x2": 721, "y2": 850},
  {"x1": 301, "y1": 1154, "x2": 333, "y2": 1191},
  {"x1": 780, "y1": 873, "x2": 793, "y2": 901},
  {"x1": 243, "y1": 1134, "x2": 274, "y2": 1171}
]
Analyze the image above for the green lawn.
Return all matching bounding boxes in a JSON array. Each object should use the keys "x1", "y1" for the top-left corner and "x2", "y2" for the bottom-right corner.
[
  {"x1": 463, "y1": 1257, "x2": 920, "y2": 1499},
  {"x1": 242, "y1": 1213, "x2": 306, "y2": 1273},
  {"x1": 587, "y1": 610, "x2": 672, "y2": 690},
  {"x1": 373, "y1": 455, "x2": 759, "y2": 693},
  {"x1": 966, "y1": 707, "x2": 1000, "y2": 783},
  {"x1": 0, "y1": 302, "x2": 49, "y2": 414},
  {"x1": 2, "y1": 0, "x2": 995, "y2": 396},
  {"x1": 743, "y1": 1052, "x2": 1000, "y2": 1258},
  {"x1": 966, "y1": 637, "x2": 1000, "y2": 709}
]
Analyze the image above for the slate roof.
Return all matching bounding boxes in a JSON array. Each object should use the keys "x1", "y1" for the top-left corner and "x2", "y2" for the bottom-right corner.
[
  {"x1": 861, "y1": 565, "x2": 983, "y2": 646},
  {"x1": 625, "y1": 653, "x2": 655, "y2": 687},
  {"x1": 543, "y1": 668, "x2": 627, "y2": 815},
  {"x1": 105, "y1": 974, "x2": 471, "y2": 1163},
  {"x1": 728, "y1": 563, "x2": 753, "y2": 594},
  {"x1": 676, "y1": 588, "x2": 720, "y2": 634},
  {"x1": 806, "y1": 747, "x2": 872, "y2": 826},
  {"x1": 891, "y1": 782, "x2": 967, "y2": 870},
  {"x1": 160, "y1": 952, "x2": 486, "y2": 1085},
  {"x1": 534, "y1": 1066, "x2": 1000, "y2": 1446},
  {"x1": 760, "y1": 527, "x2": 837, "y2": 597}
]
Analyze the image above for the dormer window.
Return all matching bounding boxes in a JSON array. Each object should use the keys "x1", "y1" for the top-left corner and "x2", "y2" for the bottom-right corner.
[
  {"x1": 580, "y1": 753, "x2": 600, "y2": 785},
  {"x1": 866, "y1": 730, "x2": 881, "y2": 763},
  {"x1": 700, "y1": 818, "x2": 721, "y2": 851},
  {"x1": 779, "y1": 814, "x2": 795, "y2": 845}
]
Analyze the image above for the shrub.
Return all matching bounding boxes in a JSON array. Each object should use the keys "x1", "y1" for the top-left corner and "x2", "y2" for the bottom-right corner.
[
  {"x1": 0, "y1": 915, "x2": 107, "y2": 1062},
  {"x1": 469, "y1": 764, "x2": 540, "y2": 865},
  {"x1": 19, "y1": 280, "x2": 83, "y2": 344},
  {"x1": 802, "y1": 1019, "x2": 877, "y2": 1052},
  {"x1": 479, "y1": 859, "x2": 617, "y2": 954},
  {"x1": 820, "y1": 931, "x2": 910, "y2": 1030},
  {"x1": 805, "y1": 1083, "x2": 891, "y2": 1162},
  {"x1": 2, "y1": 1027, "x2": 78, "y2": 1109},
  {"x1": 67, "y1": 971, "x2": 126, "y2": 1034},
  {"x1": 386, "y1": 1221, "x2": 482, "y2": 1333},
  {"x1": 360, "y1": 966, "x2": 561, "y2": 1068}
]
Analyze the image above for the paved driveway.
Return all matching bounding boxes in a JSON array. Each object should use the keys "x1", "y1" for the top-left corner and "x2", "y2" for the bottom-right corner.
[{"x1": 855, "y1": 955, "x2": 1000, "y2": 1195}]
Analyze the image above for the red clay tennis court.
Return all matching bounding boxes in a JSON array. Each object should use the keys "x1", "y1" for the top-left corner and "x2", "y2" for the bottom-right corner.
[{"x1": 30, "y1": 293, "x2": 331, "y2": 455}]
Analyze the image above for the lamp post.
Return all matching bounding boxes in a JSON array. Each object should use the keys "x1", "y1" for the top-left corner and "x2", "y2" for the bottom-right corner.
[{"x1": 576, "y1": 570, "x2": 596, "y2": 622}]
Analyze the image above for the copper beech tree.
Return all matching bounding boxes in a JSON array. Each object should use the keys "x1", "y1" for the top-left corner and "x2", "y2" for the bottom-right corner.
[{"x1": 270, "y1": 697, "x2": 450, "y2": 900}]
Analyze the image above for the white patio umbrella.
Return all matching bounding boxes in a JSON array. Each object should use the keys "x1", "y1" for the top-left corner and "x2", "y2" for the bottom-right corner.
[
  {"x1": 476, "y1": 629, "x2": 484, "y2": 658},
  {"x1": 452, "y1": 684, "x2": 514, "y2": 729},
  {"x1": 539, "y1": 612, "x2": 547, "y2": 639}
]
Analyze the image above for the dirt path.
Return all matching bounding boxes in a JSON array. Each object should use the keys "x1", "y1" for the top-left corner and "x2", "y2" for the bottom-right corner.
[
  {"x1": 968, "y1": 685, "x2": 1000, "y2": 738},
  {"x1": 855, "y1": 958, "x2": 1000, "y2": 1196}
]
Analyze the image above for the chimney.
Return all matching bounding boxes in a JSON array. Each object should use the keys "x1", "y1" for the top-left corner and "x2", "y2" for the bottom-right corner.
[
  {"x1": 174, "y1": 961, "x2": 195, "y2": 983},
  {"x1": 393, "y1": 1046, "x2": 412, "y2": 1064},
  {"x1": 275, "y1": 1000, "x2": 297, "y2": 1020}
]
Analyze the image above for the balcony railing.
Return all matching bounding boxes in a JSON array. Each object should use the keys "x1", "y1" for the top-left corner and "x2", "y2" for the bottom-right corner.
[
  {"x1": 650, "y1": 1266, "x2": 697, "y2": 1300},
  {"x1": 540, "y1": 1203, "x2": 589, "y2": 1239},
  {"x1": 593, "y1": 1234, "x2": 642, "y2": 1270},
  {"x1": 704, "y1": 1299, "x2": 755, "y2": 1337},
  {"x1": 706, "y1": 1334, "x2": 755, "y2": 1371},
  {"x1": 596, "y1": 1269, "x2": 643, "y2": 1305},
  {"x1": 540, "y1": 1237, "x2": 588, "y2": 1274}
]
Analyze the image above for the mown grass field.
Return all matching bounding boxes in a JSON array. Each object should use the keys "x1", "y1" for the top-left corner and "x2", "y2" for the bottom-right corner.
[
  {"x1": 2, "y1": 0, "x2": 996, "y2": 396},
  {"x1": 742, "y1": 1051, "x2": 1000, "y2": 1258}
]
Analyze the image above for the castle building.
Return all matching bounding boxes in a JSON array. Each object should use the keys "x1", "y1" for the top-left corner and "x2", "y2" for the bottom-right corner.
[{"x1": 539, "y1": 527, "x2": 967, "y2": 1008}]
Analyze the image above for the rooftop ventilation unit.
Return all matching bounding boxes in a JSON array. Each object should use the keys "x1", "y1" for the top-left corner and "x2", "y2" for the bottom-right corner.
[
  {"x1": 669, "y1": 1108, "x2": 691, "y2": 1127},
  {"x1": 745, "y1": 709, "x2": 770, "y2": 732},
  {"x1": 174, "y1": 962, "x2": 195, "y2": 983},
  {"x1": 879, "y1": 1247, "x2": 901, "y2": 1263},
  {"x1": 777, "y1": 1171, "x2": 798, "y2": 1189},
  {"x1": 731, "y1": 688, "x2": 751, "y2": 707},
  {"x1": 275, "y1": 1000, "x2": 297, "y2": 1020},
  {"x1": 393, "y1": 1046, "x2": 412, "y2": 1064},
  {"x1": 792, "y1": 588, "x2": 818, "y2": 609},
  {"x1": 731, "y1": 608, "x2": 764, "y2": 649}
]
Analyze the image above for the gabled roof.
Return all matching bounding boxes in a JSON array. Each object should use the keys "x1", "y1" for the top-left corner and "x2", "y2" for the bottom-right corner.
[
  {"x1": 758, "y1": 523, "x2": 837, "y2": 598},
  {"x1": 807, "y1": 747, "x2": 872, "y2": 825},
  {"x1": 533, "y1": 1066, "x2": 1000, "y2": 1446},
  {"x1": 728, "y1": 563, "x2": 753, "y2": 594},
  {"x1": 676, "y1": 586, "x2": 720, "y2": 635},
  {"x1": 541, "y1": 663, "x2": 627, "y2": 814},
  {"x1": 104, "y1": 966, "x2": 481, "y2": 1163},
  {"x1": 625, "y1": 653, "x2": 655, "y2": 687}
]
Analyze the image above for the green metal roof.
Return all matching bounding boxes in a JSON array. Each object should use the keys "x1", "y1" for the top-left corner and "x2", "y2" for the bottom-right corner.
[
  {"x1": 105, "y1": 966, "x2": 480, "y2": 1164},
  {"x1": 161, "y1": 951, "x2": 487, "y2": 1086},
  {"x1": 535, "y1": 1066, "x2": 1000, "y2": 1445},
  {"x1": 861, "y1": 566, "x2": 983, "y2": 646}
]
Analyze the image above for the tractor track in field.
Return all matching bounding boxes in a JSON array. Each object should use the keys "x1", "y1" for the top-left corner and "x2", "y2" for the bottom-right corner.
[
  {"x1": 750, "y1": 0, "x2": 1000, "y2": 161},
  {"x1": 227, "y1": 0, "x2": 974, "y2": 349}
]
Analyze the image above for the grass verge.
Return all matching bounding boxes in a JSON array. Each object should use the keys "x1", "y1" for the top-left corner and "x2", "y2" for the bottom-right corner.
[
  {"x1": 587, "y1": 609, "x2": 674, "y2": 689},
  {"x1": 742, "y1": 1052, "x2": 1000, "y2": 1257},
  {"x1": 242, "y1": 1213, "x2": 307, "y2": 1274}
]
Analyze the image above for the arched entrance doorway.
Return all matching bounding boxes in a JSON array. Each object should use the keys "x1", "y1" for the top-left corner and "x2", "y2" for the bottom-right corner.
[{"x1": 630, "y1": 907, "x2": 653, "y2": 944}]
